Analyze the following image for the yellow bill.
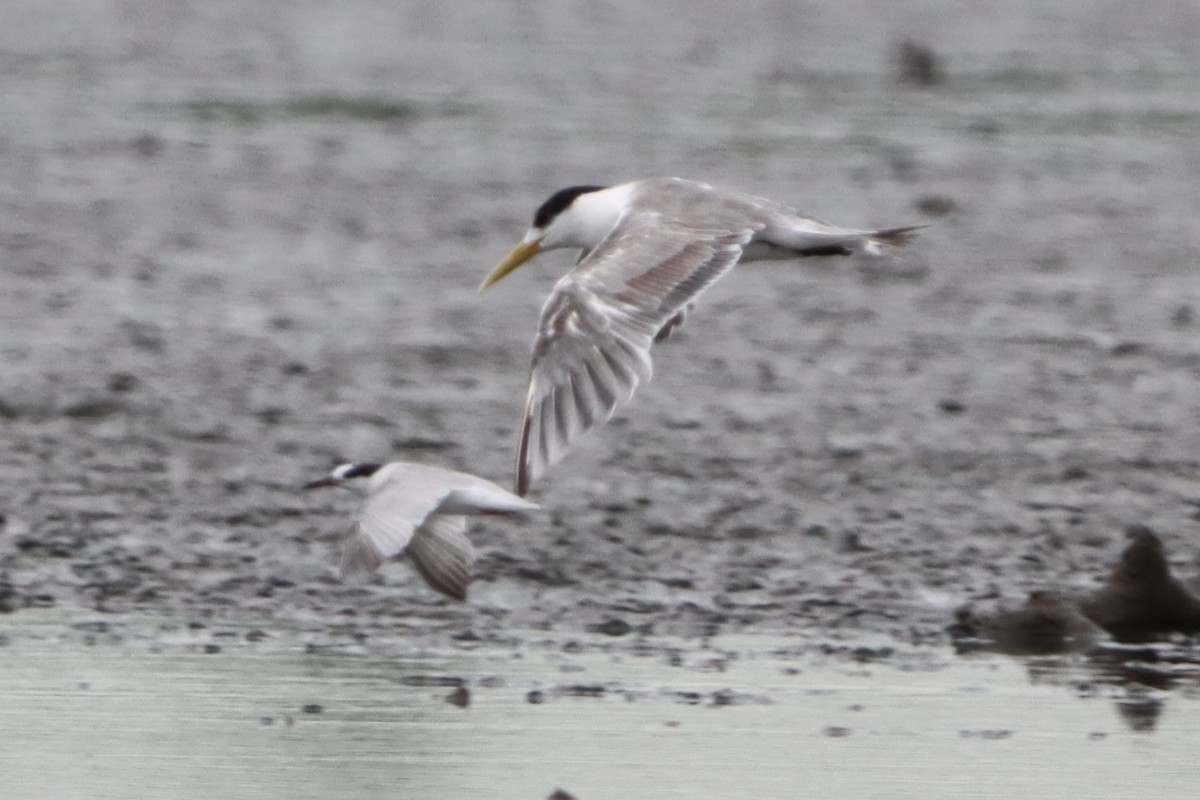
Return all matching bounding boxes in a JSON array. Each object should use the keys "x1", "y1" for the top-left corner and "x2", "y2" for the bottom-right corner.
[{"x1": 478, "y1": 240, "x2": 541, "y2": 292}]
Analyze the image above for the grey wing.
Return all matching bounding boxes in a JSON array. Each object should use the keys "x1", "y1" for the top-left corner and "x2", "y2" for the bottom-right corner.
[
  {"x1": 408, "y1": 516, "x2": 475, "y2": 601},
  {"x1": 515, "y1": 216, "x2": 756, "y2": 496},
  {"x1": 341, "y1": 463, "x2": 537, "y2": 581},
  {"x1": 340, "y1": 473, "x2": 447, "y2": 578}
]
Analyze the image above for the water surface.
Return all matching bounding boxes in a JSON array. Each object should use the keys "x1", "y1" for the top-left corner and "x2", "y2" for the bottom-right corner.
[{"x1": 2, "y1": 615, "x2": 1197, "y2": 799}]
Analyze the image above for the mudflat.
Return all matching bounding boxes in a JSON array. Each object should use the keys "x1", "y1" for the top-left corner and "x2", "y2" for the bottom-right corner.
[{"x1": 2, "y1": 1, "x2": 1199, "y2": 649}]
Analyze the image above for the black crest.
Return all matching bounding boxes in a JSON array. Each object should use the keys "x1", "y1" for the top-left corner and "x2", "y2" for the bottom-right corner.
[
  {"x1": 342, "y1": 462, "x2": 383, "y2": 479},
  {"x1": 533, "y1": 185, "x2": 606, "y2": 228}
]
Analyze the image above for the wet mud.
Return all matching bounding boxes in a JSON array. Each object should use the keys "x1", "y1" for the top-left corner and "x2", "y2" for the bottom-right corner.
[{"x1": 2, "y1": 1, "x2": 1200, "y2": 659}]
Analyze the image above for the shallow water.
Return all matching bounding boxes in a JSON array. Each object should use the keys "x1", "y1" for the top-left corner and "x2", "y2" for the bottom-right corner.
[{"x1": 2, "y1": 614, "x2": 1197, "y2": 800}]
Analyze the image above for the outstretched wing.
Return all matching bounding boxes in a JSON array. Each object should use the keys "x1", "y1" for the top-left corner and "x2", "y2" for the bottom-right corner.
[
  {"x1": 407, "y1": 516, "x2": 474, "y2": 601},
  {"x1": 341, "y1": 463, "x2": 537, "y2": 591},
  {"x1": 515, "y1": 214, "x2": 757, "y2": 496}
]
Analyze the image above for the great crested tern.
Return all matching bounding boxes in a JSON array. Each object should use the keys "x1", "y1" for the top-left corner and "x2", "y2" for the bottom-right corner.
[
  {"x1": 479, "y1": 177, "x2": 922, "y2": 496},
  {"x1": 304, "y1": 461, "x2": 540, "y2": 600}
]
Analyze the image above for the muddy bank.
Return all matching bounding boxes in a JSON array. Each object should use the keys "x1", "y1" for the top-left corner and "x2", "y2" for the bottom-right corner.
[{"x1": 2, "y1": 1, "x2": 1200, "y2": 650}]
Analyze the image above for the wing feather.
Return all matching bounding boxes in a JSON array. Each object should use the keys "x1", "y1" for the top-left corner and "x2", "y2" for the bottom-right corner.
[
  {"x1": 514, "y1": 210, "x2": 757, "y2": 495},
  {"x1": 408, "y1": 516, "x2": 474, "y2": 601},
  {"x1": 341, "y1": 464, "x2": 537, "y2": 585}
]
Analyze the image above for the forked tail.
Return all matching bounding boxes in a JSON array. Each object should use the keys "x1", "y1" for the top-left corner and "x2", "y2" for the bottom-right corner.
[{"x1": 868, "y1": 225, "x2": 926, "y2": 248}]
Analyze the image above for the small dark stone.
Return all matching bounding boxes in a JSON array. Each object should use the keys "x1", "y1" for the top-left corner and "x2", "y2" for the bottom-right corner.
[
  {"x1": 959, "y1": 729, "x2": 1011, "y2": 740},
  {"x1": 1109, "y1": 341, "x2": 1143, "y2": 357},
  {"x1": 548, "y1": 790, "x2": 577, "y2": 800},
  {"x1": 131, "y1": 133, "x2": 164, "y2": 158},
  {"x1": 107, "y1": 373, "x2": 138, "y2": 393},
  {"x1": 257, "y1": 407, "x2": 287, "y2": 425},
  {"x1": 893, "y1": 39, "x2": 945, "y2": 87},
  {"x1": 203, "y1": 644, "x2": 221, "y2": 654},
  {"x1": 301, "y1": 704, "x2": 323, "y2": 714},
  {"x1": 661, "y1": 577, "x2": 694, "y2": 589},
  {"x1": 915, "y1": 195, "x2": 959, "y2": 217},
  {"x1": 1061, "y1": 465, "x2": 1090, "y2": 481},
  {"x1": 446, "y1": 686, "x2": 470, "y2": 708},
  {"x1": 837, "y1": 530, "x2": 871, "y2": 554},
  {"x1": 588, "y1": 618, "x2": 632, "y2": 637},
  {"x1": 937, "y1": 398, "x2": 966, "y2": 414},
  {"x1": 62, "y1": 397, "x2": 124, "y2": 419},
  {"x1": 398, "y1": 675, "x2": 465, "y2": 688},
  {"x1": 526, "y1": 690, "x2": 546, "y2": 705},
  {"x1": 850, "y1": 646, "x2": 894, "y2": 663}
]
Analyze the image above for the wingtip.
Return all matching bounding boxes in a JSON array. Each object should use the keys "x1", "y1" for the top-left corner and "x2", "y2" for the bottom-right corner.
[
  {"x1": 340, "y1": 526, "x2": 385, "y2": 579},
  {"x1": 515, "y1": 397, "x2": 536, "y2": 497},
  {"x1": 407, "y1": 518, "x2": 475, "y2": 601}
]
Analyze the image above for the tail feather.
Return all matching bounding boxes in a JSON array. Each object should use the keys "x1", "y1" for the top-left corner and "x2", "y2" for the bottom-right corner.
[{"x1": 868, "y1": 225, "x2": 926, "y2": 247}]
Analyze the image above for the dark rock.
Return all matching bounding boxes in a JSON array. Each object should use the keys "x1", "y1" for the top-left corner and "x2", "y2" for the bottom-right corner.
[
  {"x1": 937, "y1": 398, "x2": 966, "y2": 414},
  {"x1": 61, "y1": 397, "x2": 125, "y2": 419},
  {"x1": 950, "y1": 590, "x2": 1103, "y2": 655},
  {"x1": 893, "y1": 39, "x2": 945, "y2": 87},
  {"x1": 446, "y1": 686, "x2": 470, "y2": 708},
  {"x1": 1078, "y1": 525, "x2": 1200, "y2": 642},
  {"x1": 398, "y1": 675, "x2": 465, "y2": 688},
  {"x1": 107, "y1": 373, "x2": 138, "y2": 393},
  {"x1": 915, "y1": 195, "x2": 959, "y2": 217},
  {"x1": 131, "y1": 133, "x2": 164, "y2": 158},
  {"x1": 588, "y1": 618, "x2": 632, "y2": 637}
]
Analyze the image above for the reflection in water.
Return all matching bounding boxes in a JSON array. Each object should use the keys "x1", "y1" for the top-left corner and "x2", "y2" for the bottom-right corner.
[
  {"x1": 1, "y1": 616, "x2": 1199, "y2": 799},
  {"x1": 948, "y1": 524, "x2": 1200, "y2": 733},
  {"x1": 1115, "y1": 692, "x2": 1165, "y2": 733},
  {"x1": 978, "y1": 643, "x2": 1200, "y2": 734}
]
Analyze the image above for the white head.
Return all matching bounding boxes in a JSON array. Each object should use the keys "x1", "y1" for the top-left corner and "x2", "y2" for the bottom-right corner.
[
  {"x1": 303, "y1": 462, "x2": 384, "y2": 490},
  {"x1": 477, "y1": 184, "x2": 611, "y2": 291}
]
